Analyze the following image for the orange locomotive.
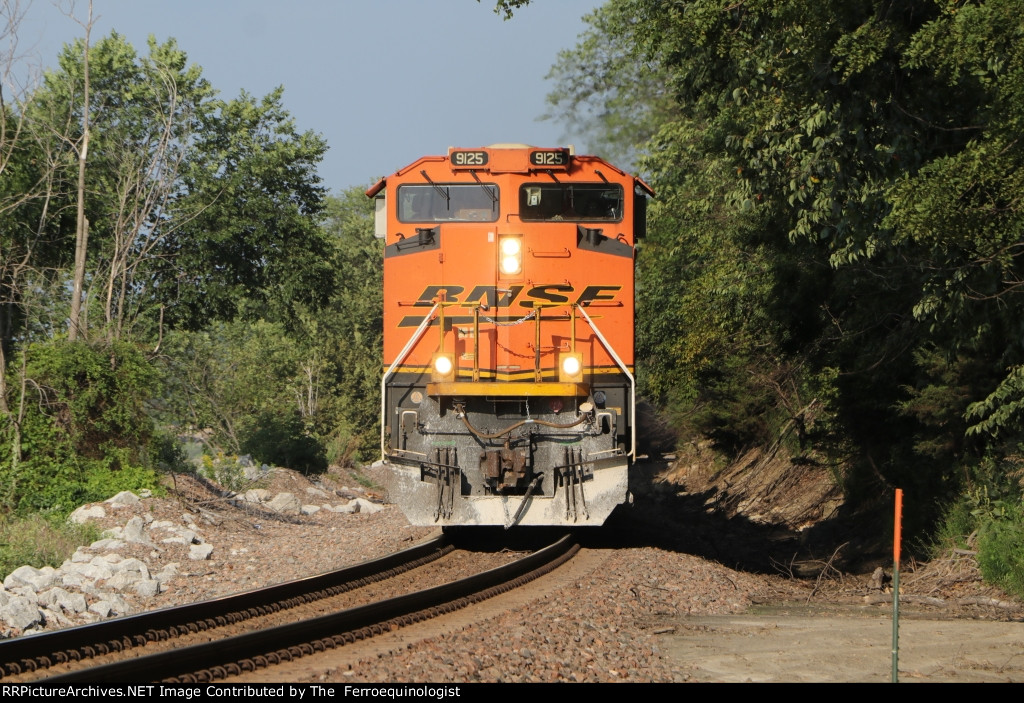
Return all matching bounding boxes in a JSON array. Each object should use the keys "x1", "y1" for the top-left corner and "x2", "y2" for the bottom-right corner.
[{"x1": 368, "y1": 144, "x2": 652, "y2": 527}]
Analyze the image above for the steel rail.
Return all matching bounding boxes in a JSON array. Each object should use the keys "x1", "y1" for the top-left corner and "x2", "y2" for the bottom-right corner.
[
  {"x1": 43, "y1": 533, "x2": 579, "y2": 683},
  {"x1": 0, "y1": 534, "x2": 450, "y2": 679}
]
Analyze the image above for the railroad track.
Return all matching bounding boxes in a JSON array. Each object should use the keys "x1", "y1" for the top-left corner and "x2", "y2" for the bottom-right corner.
[{"x1": 3, "y1": 532, "x2": 579, "y2": 683}]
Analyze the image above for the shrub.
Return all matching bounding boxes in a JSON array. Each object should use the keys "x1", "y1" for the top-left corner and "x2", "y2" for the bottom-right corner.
[
  {"x1": 0, "y1": 513, "x2": 100, "y2": 580},
  {"x1": 240, "y1": 410, "x2": 327, "y2": 475},
  {"x1": 0, "y1": 338, "x2": 163, "y2": 515},
  {"x1": 977, "y1": 502, "x2": 1024, "y2": 599}
]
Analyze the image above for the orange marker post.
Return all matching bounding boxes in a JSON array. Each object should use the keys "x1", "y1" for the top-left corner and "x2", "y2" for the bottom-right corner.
[{"x1": 892, "y1": 488, "x2": 903, "y2": 683}]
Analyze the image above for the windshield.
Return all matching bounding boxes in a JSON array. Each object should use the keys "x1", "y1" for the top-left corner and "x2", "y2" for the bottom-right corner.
[
  {"x1": 519, "y1": 183, "x2": 623, "y2": 222},
  {"x1": 398, "y1": 184, "x2": 499, "y2": 222}
]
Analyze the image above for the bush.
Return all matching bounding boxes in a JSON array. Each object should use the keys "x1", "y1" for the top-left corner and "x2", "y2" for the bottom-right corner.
[
  {"x1": 240, "y1": 410, "x2": 327, "y2": 475},
  {"x1": 0, "y1": 514, "x2": 100, "y2": 580},
  {"x1": 0, "y1": 338, "x2": 163, "y2": 515},
  {"x1": 977, "y1": 502, "x2": 1024, "y2": 599},
  {"x1": 933, "y1": 486, "x2": 1024, "y2": 599}
]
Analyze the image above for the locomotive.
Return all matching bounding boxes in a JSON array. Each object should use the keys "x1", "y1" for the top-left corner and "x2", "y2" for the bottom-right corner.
[{"x1": 367, "y1": 144, "x2": 651, "y2": 527}]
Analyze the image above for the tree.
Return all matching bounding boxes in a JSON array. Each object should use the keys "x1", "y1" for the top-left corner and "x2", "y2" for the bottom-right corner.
[
  {"x1": 543, "y1": 0, "x2": 676, "y2": 169},
  {"x1": 151, "y1": 87, "x2": 331, "y2": 332},
  {"x1": 542, "y1": 0, "x2": 1024, "y2": 528},
  {"x1": 27, "y1": 32, "x2": 329, "y2": 339}
]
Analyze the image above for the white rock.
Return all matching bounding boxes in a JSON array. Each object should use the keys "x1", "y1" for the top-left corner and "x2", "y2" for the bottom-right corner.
[
  {"x1": 106, "y1": 490, "x2": 141, "y2": 506},
  {"x1": 113, "y1": 557, "x2": 150, "y2": 579},
  {"x1": 37, "y1": 587, "x2": 88, "y2": 614},
  {"x1": 89, "y1": 600, "x2": 113, "y2": 618},
  {"x1": 351, "y1": 498, "x2": 383, "y2": 514},
  {"x1": 70, "y1": 549, "x2": 92, "y2": 563},
  {"x1": 301, "y1": 504, "x2": 321, "y2": 515},
  {"x1": 3, "y1": 565, "x2": 57, "y2": 592},
  {"x1": 134, "y1": 580, "x2": 161, "y2": 597},
  {"x1": 68, "y1": 504, "x2": 106, "y2": 524},
  {"x1": 88, "y1": 538, "x2": 125, "y2": 551},
  {"x1": 157, "y1": 563, "x2": 180, "y2": 581},
  {"x1": 189, "y1": 544, "x2": 214, "y2": 561},
  {"x1": 0, "y1": 591, "x2": 42, "y2": 630},
  {"x1": 90, "y1": 593, "x2": 131, "y2": 617},
  {"x1": 267, "y1": 492, "x2": 301, "y2": 514},
  {"x1": 40, "y1": 606, "x2": 74, "y2": 628},
  {"x1": 122, "y1": 516, "x2": 150, "y2": 543}
]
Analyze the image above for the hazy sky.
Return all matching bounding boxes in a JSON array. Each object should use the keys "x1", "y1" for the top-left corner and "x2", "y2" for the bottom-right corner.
[{"x1": 14, "y1": 0, "x2": 604, "y2": 194}]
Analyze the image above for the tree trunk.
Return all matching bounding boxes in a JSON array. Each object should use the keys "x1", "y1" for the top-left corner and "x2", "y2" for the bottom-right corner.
[{"x1": 68, "y1": 1, "x2": 92, "y2": 342}]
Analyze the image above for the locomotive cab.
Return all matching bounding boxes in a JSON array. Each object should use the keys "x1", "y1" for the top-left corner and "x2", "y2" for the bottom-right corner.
[{"x1": 371, "y1": 144, "x2": 651, "y2": 527}]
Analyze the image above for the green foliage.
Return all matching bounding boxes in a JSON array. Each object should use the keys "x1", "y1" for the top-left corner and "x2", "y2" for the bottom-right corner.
[
  {"x1": 0, "y1": 513, "x2": 101, "y2": 580},
  {"x1": 156, "y1": 186, "x2": 383, "y2": 470},
  {"x1": 240, "y1": 410, "x2": 327, "y2": 476},
  {"x1": 544, "y1": 0, "x2": 677, "y2": 169},
  {"x1": 0, "y1": 338, "x2": 162, "y2": 515},
  {"x1": 159, "y1": 87, "x2": 332, "y2": 330},
  {"x1": 543, "y1": 0, "x2": 1024, "y2": 538},
  {"x1": 17, "y1": 32, "x2": 329, "y2": 340},
  {"x1": 978, "y1": 506, "x2": 1024, "y2": 599},
  {"x1": 935, "y1": 473, "x2": 1024, "y2": 600},
  {"x1": 197, "y1": 452, "x2": 250, "y2": 492}
]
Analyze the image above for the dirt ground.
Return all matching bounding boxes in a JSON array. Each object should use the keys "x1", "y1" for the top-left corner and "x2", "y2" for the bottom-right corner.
[
  {"x1": 626, "y1": 450, "x2": 1024, "y2": 683},
  {"x1": 656, "y1": 606, "x2": 1024, "y2": 683}
]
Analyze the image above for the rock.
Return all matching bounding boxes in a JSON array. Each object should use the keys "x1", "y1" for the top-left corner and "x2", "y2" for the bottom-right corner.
[
  {"x1": 157, "y1": 563, "x2": 180, "y2": 582},
  {"x1": 868, "y1": 567, "x2": 888, "y2": 590},
  {"x1": 0, "y1": 591, "x2": 42, "y2": 630},
  {"x1": 68, "y1": 504, "x2": 106, "y2": 524},
  {"x1": 106, "y1": 491, "x2": 142, "y2": 506},
  {"x1": 3, "y1": 565, "x2": 57, "y2": 592},
  {"x1": 122, "y1": 516, "x2": 150, "y2": 544},
  {"x1": 160, "y1": 529, "x2": 198, "y2": 545},
  {"x1": 88, "y1": 600, "x2": 113, "y2": 618},
  {"x1": 135, "y1": 580, "x2": 161, "y2": 597},
  {"x1": 87, "y1": 538, "x2": 125, "y2": 552},
  {"x1": 37, "y1": 587, "x2": 88, "y2": 615},
  {"x1": 267, "y1": 492, "x2": 301, "y2": 514},
  {"x1": 351, "y1": 498, "x2": 383, "y2": 514},
  {"x1": 244, "y1": 489, "x2": 273, "y2": 503},
  {"x1": 89, "y1": 593, "x2": 131, "y2": 617},
  {"x1": 301, "y1": 505, "x2": 322, "y2": 515},
  {"x1": 189, "y1": 544, "x2": 214, "y2": 561}
]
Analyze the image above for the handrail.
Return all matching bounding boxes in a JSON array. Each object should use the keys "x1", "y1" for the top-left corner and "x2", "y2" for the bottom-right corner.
[
  {"x1": 380, "y1": 303, "x2": 439, "y2": 458},
  {"x1": 576, "y1": 305, "x2": 636, "y2": 460}
]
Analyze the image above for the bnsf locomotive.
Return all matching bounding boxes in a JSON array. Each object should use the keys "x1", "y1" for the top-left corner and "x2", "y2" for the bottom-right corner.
[{"x1": 367, "y1": 144, "x2": 651, "y2": 527}]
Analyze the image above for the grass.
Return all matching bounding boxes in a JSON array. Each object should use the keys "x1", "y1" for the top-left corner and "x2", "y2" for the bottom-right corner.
[{"x1": 0, "y1": 513, "x2": 101, "y2": 580}]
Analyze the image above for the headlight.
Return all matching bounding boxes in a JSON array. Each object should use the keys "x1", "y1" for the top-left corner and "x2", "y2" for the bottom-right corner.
[
  {"x1": 498, "y1": 235, "x2": 523, "y2": 276},
  {"x1": 434, "y1": 355, "x2": 453, "y2": 375},
  {"x1": 431, "y1": 352, "x2": 455, "y2": 381},
  {"x1": 559, "y1": 353, "x2": 583, "y2": 382},
  {"x1": 562, "y1": 356, "x2": 581, "y2": 376}
]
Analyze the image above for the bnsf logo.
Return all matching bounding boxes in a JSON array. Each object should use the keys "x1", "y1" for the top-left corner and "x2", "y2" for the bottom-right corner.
[
  {"x1": 413, "y1": 284, "x2": 620, "y2": 308},
  {"x1": 396, "y1": 284, "x2": 623, "y2": 327}
]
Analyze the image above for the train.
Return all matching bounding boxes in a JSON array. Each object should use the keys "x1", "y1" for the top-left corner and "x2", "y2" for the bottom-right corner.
[{"x1": 367, "y1": 144, "x2": 652, "y2": 527}]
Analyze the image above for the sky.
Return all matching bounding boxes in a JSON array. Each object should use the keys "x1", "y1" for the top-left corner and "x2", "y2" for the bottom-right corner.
[{"x1": 13, "y1": 0, "x2": 605, "y2": 194}]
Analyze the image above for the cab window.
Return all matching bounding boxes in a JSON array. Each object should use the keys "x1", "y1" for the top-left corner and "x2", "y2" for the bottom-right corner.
[
  {"x1": 519, "y1": 184, "x2": 623, "y2": 222},
  {"x1": 398, "y1": 184, "x2": 499, "y2": 222}
]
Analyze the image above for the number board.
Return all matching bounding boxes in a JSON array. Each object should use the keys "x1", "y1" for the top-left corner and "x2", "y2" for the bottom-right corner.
[
  {"x1": 449, "y1": 150, "x2": 489, "y2": 169},
  {"x1": 529, "y1": 149, "x2": 570, "y2": 169}
]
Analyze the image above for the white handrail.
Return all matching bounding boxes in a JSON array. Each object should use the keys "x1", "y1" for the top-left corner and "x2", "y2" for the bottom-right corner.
[
  {"x1": 380, "y1": 303, "x2": 440, "y2": 459},
  {"x1": 576, "y1": 305, "x2": 636, "y2": 460}
]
